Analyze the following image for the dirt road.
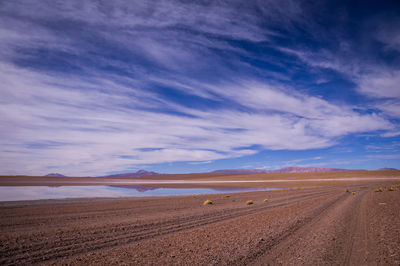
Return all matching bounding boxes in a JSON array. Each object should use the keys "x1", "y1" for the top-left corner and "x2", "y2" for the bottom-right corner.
[{"x1": 0, "y1": 183, "x2": 399, "y2": 265}]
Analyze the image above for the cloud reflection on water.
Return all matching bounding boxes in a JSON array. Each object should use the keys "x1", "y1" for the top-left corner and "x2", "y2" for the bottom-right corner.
[{"x1": 0, "y1": 186, "x2": 283, "y2": 202}]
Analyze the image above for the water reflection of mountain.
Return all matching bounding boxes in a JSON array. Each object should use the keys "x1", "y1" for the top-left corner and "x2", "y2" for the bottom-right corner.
[{"x1": 109, "y1": 185, "x2": 157, "y2": 192}]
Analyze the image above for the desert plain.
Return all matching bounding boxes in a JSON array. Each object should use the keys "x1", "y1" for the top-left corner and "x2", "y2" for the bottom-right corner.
[{"x1": 0, "y1": 170, "x2": 400, "y2": 265}]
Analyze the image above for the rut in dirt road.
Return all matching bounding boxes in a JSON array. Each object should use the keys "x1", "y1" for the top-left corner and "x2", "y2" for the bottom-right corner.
[
  {"x1": 247, "y1": 189, "x2": 369, "y2": 265},
  {"x1": 343, "y1": 189, "x2": 370, "y2": 265},
  {"x1": 0, "y1": 190, "x2": 336, "y2": 265}
]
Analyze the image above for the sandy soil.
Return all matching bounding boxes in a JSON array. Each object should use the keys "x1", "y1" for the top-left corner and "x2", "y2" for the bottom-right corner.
[{"x1": 0, "y1": 180, "x2": 399, "y2": 265}]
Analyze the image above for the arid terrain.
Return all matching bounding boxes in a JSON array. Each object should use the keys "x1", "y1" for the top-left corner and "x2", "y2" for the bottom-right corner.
[{"x1": 0, "y1": 171, "x2": 400, "y2": 265}]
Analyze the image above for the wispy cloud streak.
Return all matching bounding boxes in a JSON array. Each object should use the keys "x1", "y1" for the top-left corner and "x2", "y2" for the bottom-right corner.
[{"x1": 0, "y1": 0, "x2": 399, "y2": 175}]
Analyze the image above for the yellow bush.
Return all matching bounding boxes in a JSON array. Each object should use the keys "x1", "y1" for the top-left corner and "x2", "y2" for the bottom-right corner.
[
  {"x1": 203, "y1": 200, "x2": 213, "y2": 205},
  {"x1": 345, "y1": 189, "x2": 349, "y2": 192},
  {"x1": 374, "y1": 188, "x2": 383, "y2": 192},
  {"x1": 387, "y1": 186, "x2": 394, "y2": 191},
  {"x1": 224, "y1": 195, "x2": 231, "y2": 198},
  {"x1": 246, "y1": 200, "x2": 254, "y2": 205},
  {"x1": 263, "y1": 199, "x2": 268, "y2": 202},
  {"x1": 352, "y1": 192, "x2": 356, "y2": 195}
]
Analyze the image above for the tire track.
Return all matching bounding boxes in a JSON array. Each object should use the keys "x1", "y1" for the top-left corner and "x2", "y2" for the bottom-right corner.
[
  {"x1": 1, "y1": 190, "x2": 337, "y2": 265},
  {"x1": 343, "y1": 190, "x2": 368, "y2": 265},
  {"x1": 2, "y1": 190, "x2": 329, "y2": 255},
  {"x1": 238, "y1": 191, "x2": 352, "y2": 265},
  {"x1": 2, "y1": 190, "x2": 329, "y2": 253}
]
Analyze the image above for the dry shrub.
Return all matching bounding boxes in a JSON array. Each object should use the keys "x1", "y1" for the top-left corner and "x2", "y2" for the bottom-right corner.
[
  {"x1": 224, "y1": 195, "x2": 231, "y2": 198},
  {"x1": 345, "y1": 189, "x2": 349, "y2": 192},
  {"x1": 352, "y1": 192, "x2": 356, "y2": 195},
  {"x1": 263, "y1": 199, "x2": 268, "y2": 202},
  {"x1": 203, "y1": 200, "x2": 213, "y2": 205},
  {"x1": 387, "y1": 186, "x2": 394, "y2": 191},
  {"x1": 246, "y1": 200, "x2": 254, "y2": 205},
  {"x1": 374, "y1": 188, "x2": 383, "y2": 192}
]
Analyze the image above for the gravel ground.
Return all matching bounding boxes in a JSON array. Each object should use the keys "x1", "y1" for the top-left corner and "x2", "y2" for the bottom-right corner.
[{"x1": 0, "y1": 182, "x2": 399, "y2": 265}]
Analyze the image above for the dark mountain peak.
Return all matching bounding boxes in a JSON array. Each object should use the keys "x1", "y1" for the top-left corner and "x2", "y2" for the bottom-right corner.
[
  {"x1": 105, "y1": 170, "x2": 159, "y2": 178},
  {"x1": 44, "y1": 173, "x2": 66, "y2": 177},
  {"x1": 136, "y1": 170, "x2": 151, "y2": 174}
]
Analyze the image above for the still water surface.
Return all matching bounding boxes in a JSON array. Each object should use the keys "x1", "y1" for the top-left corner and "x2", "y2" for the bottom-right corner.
[{"x1": 0, "y1": 186, "x2": 286, "y2": 202}]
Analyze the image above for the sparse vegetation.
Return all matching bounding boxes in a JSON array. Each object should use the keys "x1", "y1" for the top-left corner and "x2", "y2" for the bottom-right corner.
[
  {"x1": 246, "y1": 200, "x2": 254, "y2": 205},
  {"x1": 374, "y1": 188, "x2": 383, "y2": 192},
  {"x1": 263, "y1": 199, "x2": 268, "y2": 202},
  {"x1": 203, "y1": 200, "x2": 213, "y2": 205},
  {"x1": 387, "y1": 186, "x2": 394, "y2": 191},
  {"x1": 223, "y1": 195, "x2": 231, "y2": 198},
  {"x1": 345, "y1": 189, "x2": 349, "y2": 192},
  {"x1": 352, "y1": 192, "x2": 356, "y2": 195}
]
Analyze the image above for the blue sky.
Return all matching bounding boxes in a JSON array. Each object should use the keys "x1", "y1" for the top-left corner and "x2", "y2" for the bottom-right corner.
[{"x1": 0, "y1": 0, "x2": 400, "y2": 176}]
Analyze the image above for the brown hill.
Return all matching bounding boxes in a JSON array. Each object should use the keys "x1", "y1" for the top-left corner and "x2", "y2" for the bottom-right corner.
[
  {"x1": 212, "y1": 166, "x2": 355, "y2": 174},
  {"x1": 105, "y1": 170, "x2": 158, "y2": 178}
]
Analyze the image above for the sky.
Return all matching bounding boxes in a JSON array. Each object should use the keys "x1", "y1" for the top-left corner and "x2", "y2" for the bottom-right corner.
[{"x1": 0, "y1": 0, "x2": 400, "y2": 176}]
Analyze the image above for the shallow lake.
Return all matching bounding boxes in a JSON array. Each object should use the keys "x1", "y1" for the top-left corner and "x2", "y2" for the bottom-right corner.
[{"x1": 0, "y1": 186, "x2": 287, "y2": 202}]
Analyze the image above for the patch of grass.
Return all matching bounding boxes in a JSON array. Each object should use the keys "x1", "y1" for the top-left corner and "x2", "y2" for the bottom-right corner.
[
  {"x1": 246, "y1": 200, "x2": 254, "y2": 205},
  {"x1": 203, "y1": 200, "x2": 213, "y2": 205},
  {"x1": 345, "y1": 189, "x2": 349, "y2": 192},
  {"x1": 263, "y1": 199, "x2": 268, "y2": 202}
]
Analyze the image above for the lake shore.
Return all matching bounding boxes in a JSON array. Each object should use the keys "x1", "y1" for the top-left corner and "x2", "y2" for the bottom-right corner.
[{"x1": 1, "y1": 178, "x2": 399, "y2": 265}]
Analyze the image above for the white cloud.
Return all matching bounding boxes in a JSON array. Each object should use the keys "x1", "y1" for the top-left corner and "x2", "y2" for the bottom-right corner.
[
  {"x1": 355, "y1": 70, "x2": 400, "y2": 120},
  {"x1": 0, "y1": 60, "x2": 393, "y2": 175},
  {"x1": 279, "y1": 35, "x2": 400, "y2": 121},
  {"x1": 358, "y1": 71, "x2": 400, "y2": 99},
  {"x1": 0, "y1": 0, "x2": 398, "y2": 175},
  {"x1": 381, "y1": 131, "x2": 400, "y2": 137}
]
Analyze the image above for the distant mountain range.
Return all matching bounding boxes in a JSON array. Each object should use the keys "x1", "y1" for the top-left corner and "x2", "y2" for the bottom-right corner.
[
  {"x1": 103, "y1": 166, "x2": 359, "y2": 178},
  {"x1": 105, "y1": 170, "x2": 159, "y2": 178},
  {"x1": 44, "y1": 173, "x2": 66, "y2": 177},
  {"x1": 43, "y1": 166, "x2": 396, "y2": 178},
  {"x1": 211, "y1": 166, "x2": 357, "y2": 174}
]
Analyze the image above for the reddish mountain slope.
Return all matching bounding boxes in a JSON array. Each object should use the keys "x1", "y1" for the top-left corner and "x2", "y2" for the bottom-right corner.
[
  {"x1": 212, "y1": 166, "x2": 355, "y2": 174},
  {"x1": 105, "y1": 170, "x2": 159, "y2": 178}
]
